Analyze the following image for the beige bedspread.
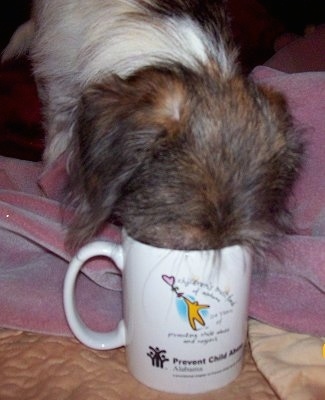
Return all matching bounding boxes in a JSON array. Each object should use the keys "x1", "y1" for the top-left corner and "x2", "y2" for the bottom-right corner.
[
  {"x1": 1, "y1": 320, "x2": 325, "y2": 400},
  {"x1": 249, "y1": 320, "x2": 325, "y2": 400},
  {"x1": 0, "y1": 324, "x2": 277, "y2": 400},
  {"x1": 0, "y1": 320, "x2": 325, "y2": 400}
]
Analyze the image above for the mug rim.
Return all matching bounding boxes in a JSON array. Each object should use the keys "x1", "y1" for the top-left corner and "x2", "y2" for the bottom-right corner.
[{"x1": 122, "y1": 228, "x2": 250, "y2": 256}]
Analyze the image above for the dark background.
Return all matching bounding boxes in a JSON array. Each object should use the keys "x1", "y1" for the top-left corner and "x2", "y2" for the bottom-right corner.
[{"x1": 1, "y1": 0, "x2": 324, "y2": 65}]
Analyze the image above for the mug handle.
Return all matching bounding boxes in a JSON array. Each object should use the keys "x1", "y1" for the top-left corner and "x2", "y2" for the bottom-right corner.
[{"x1": 63, "y1": 241, "x2": 126, "y2": 350}]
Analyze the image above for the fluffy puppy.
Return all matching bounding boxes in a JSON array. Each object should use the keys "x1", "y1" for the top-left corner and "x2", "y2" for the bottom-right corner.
[{"x1": 3, "y1": 0, "x2": 303, "y2": 252}]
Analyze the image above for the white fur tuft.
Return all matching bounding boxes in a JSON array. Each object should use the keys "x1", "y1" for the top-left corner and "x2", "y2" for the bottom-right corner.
[
  {"x1": 79, "y1": 14, "x2": 214, "y2": 83},
  {"x1": 1, "y1": 20, "x2": 35, "y2": 62}
]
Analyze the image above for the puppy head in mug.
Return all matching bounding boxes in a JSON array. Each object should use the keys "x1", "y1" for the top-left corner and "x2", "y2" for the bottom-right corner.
[{"x1": 67, "y1": 63, "x2": 303, "y2": 253}]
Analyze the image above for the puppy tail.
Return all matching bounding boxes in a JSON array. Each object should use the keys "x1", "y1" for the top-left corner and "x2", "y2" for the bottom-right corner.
[{"x1": 2, "y1": 20, "x2": 35, "y2": 63}]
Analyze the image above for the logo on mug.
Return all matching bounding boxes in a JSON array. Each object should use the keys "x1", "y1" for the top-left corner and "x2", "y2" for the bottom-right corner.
[
  {"x1": 162, "y1": 274, "x2": 210, "y2": 331},
  {"x1": 147, "y1": 346, "x2": 170, "y2": 368}
]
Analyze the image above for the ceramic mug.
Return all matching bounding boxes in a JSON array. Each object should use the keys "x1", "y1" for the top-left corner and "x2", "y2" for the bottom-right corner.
[{"x1": 63, "y1": 230, "x2": 252, "y2": 394}]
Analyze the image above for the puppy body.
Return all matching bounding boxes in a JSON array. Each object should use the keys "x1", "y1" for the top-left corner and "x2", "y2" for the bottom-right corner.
[
  {"x1": 26, "y1": 0, "x2": 236, "y2": 164},
  {"x1": 3, "y1": 0, "x2": 303, "y2": 251}
]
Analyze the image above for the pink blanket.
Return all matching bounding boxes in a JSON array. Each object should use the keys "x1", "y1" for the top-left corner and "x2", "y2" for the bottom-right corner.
[
  {"x1": 0, "y1": 157, "x2": 122, "y2": 336},
  {"x1": 248, "y1": 67, "x2": 325, "y2": 336},
  {"x1": 1, "y1": 28, "x2": 325, "y2": 337}
]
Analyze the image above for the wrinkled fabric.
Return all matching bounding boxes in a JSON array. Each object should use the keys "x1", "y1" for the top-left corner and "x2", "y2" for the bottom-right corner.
[
  {"x1": 0, "y1": 156, "x2": 122, "y2": 336},
  {"x1": 248, "y1": 69, "x2": 325, "y2": 336}
]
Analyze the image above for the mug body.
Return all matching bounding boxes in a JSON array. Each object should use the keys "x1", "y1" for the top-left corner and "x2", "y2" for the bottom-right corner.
[{"x1": 121, "y1": 232, "x2": 252, "y2": 394}]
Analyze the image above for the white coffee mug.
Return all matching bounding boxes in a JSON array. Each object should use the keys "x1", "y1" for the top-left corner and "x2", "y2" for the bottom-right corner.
[{"x1": 64, "y1": 230, "x2": 252, "y2": 394}]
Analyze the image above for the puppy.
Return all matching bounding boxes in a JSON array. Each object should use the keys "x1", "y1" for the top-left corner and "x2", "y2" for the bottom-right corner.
[{"x1": 2, "y1": 0, "x2": 303, "y2": 252}]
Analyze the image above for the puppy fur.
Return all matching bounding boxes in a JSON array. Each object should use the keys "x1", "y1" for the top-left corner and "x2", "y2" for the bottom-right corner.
[{"x1": 3, "y1": 0, "x2": 304, "y2": 252}]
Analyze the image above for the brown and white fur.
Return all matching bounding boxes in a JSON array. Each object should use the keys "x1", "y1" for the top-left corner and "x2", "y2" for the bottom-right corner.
[{"x1": 2, "y1": 0, "x2": 303, "y2": 252}]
